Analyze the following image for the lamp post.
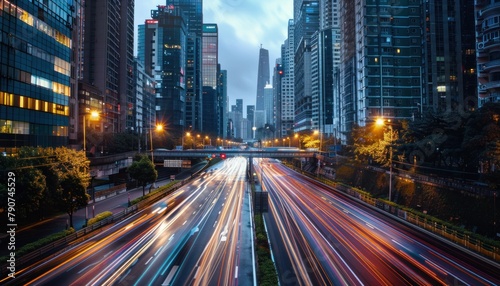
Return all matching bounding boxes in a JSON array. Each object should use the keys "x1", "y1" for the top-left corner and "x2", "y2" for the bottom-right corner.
[
  {"x1": 252, "y1": 126, "x2": 257, "y2": 140},
  {"x1": 147, "y1": 124, "x2": 163, "y2": 164},
  {"x1": 376, "y1": 118, "x2": 393, "y2": 202},
  {"x1": 83, "y1": 111, "x2": 99, "y2": 153}
]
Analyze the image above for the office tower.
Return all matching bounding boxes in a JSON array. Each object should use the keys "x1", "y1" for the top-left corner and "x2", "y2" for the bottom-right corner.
[
  {"x1": 475, "y1": 1, "x2": 500, "y2": 106},
  {"x1": 293, "y1": 0, "x2": 319, "y2": 132},
  {"x1": 228, "y1": 108, "x2": 243, "y2": 139},
  {"x1": 273, "y1": 60, "x2": 284, "y2": 138},
  {"x1": 235, "y1": 99, "x2": 243, "y2": 114},
  {"x1": 279, "y1": 20, "x2": 295, "y2": 138},
  {"x1": 133, "y1": 59, "x2": 156, "y2": 151},
  {"x1": 311, "y1": 0, "x2": 341, "y2": 137},
  {"x1": 423, "y1": 0, "x2": 477, "y2": 113},
  {"x1": 339, "y1": 0, "x2": 356, "y2": 136},
  {"x1": 218, "y1": 69, "x2": 228, "y2": 138},
  {"x1": 0, "y1": 0, "x2": 75, "y2": 152},
  {"x1": 339, "y1": 0, "x2": 422, "y2": 130},
  {"x1": 256, "y1": 47, "x2": 270, "y2": 111},
  {"x1": 247, "y1": 105, "x2": 255, "y2": 139},
  {"x1": 202, "y1": 24, "x2": 219, "y2": 137},
  {"x1": 83, "y1": 0, "x2": 134, "y2": 134},
  {"x1": 264, "y1": 84, "x2": 274, "y2": 128},
  {"x1": 167, "y1": 0, "x2": 203, "y2": 132},
  {"x1": 143, "y1": 6, "x2": 187, "y2": 136}
]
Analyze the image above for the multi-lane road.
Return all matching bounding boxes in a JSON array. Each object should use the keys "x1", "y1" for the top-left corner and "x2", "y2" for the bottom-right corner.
[
  {"x1": 258, "y1": 158, "x2": 500, "y2": 285},
  {"x1": 2, "y1": 157, "x2": 254, "y2": 286},
  {"x1": 3, "y1": 157, "x2": 500, "y2": 285}
]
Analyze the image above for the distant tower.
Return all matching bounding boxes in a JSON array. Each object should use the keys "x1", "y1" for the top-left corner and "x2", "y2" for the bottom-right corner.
[{"x1": 256, "y1": 47, "x2": 270, "y2": 112}]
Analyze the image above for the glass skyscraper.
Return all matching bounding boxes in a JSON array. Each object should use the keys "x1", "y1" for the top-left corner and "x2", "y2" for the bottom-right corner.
[{"x1": 0, "y1": 0, "x2": 75, "y2": 153}]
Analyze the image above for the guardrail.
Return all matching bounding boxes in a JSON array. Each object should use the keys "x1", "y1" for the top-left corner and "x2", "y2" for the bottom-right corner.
[
  {"x1": 292, "y1": 165, "x2": 500, "y2": 263},
  {"x1": 0, "y1": 178, "x2": 191, "y2": 276}
]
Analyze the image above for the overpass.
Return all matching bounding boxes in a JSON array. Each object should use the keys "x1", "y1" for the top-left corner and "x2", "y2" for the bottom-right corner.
[{"x1": 88, "y1": 149, "x2": 316, "y2": 178}]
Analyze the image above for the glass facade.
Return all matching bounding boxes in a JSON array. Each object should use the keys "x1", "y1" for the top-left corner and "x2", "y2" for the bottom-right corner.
[{"x1": 0, "y1": 0, "x2": 74, "y2": 152}]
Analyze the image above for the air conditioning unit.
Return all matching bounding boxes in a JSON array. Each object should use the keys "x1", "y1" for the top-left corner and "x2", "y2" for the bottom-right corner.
[{"x1": 478, "y1": 42, "x2": 485, "y2": 49}]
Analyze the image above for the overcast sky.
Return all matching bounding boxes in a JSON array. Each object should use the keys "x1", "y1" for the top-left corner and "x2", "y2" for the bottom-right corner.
[{"x1": 134, "y1": 1, "x2": 293, "y2": 117}]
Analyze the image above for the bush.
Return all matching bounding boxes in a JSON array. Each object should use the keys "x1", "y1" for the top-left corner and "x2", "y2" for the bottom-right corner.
[
  {"x1": 87, "y1": 211, "x2": 113, "y2": 226},
  {"x1": 0, "y1": 228, "x2": 75, "y2": 262}
]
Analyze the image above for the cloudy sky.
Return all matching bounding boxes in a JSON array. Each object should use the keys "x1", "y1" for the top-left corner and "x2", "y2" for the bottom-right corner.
[{"x1": 134, "y1": 1, "x2": 293, "y2": 117}]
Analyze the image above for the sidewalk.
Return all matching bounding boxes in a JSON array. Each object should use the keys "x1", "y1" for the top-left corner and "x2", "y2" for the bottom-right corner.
[{"x1": 0, "y1": 162, "x2": 207, "y2": 258}]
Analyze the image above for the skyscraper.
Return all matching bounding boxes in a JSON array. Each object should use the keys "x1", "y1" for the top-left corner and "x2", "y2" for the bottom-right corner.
[
  {"x1": 0, "y1": 0, "x2": 75, "y2": 152},
  {"x1": 218, "y1": 69, "x2": 228, "y2": 138},
  {"x1": 423, "y1": 0, "x2": 477, "y2": 113},
  {"x1": 279, "y1": 20, "x2": 295, "y2": 138},
  {"x1": 475, "y1": 1, "x2": 500, "y2": 106},
  {"x1": 83, "y1": 0, "x2": 134, "y2": 134},
  {"x1": 202, "y1": 24, "x2": 219, "y2": 137},
  {"x1": 143, "y1": 5, "x2": 188, "y2": 136},
  {"x1": 256, "y1": 47, "x2": 270, "y2": 112},
  {"x1": 293, "y1": 0, "x2": 319, "y2": 132},
  {"x1": 340, "y1": 0, "x2": 422, "y2": 129},
  {"x1": 167, "y1": 0, "x2": 203, "y2": 132}
]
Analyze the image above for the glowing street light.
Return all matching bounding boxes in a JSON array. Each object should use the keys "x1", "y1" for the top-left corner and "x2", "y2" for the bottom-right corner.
[
  {"x1": 83, "y1": 111, "x2": 99, "y2": 153},
  {"x1": 376, "y1": 118, "x2": 394, "y2": 202}
]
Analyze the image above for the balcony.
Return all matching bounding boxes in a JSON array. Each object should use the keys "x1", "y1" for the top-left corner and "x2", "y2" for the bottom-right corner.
[{"x1": 478, "y1": 59, "x2": 500, "y2": 73}]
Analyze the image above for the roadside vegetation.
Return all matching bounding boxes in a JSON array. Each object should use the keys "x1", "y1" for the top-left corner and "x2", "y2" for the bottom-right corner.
[{"x1": 254, "y1": 213, "x2": 279, "y2": 285}]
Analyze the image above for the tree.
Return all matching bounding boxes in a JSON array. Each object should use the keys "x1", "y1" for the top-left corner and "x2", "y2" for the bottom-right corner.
[
  {"x1": 16, "y1": 167, "x2": 46, "y2": 219},
  {"x1": 302, "y1": 135, "x2": 320, "y2": 149},
  {"x1": 50, "y1": 147, "x2": 90, "y2": 228},
  {"x1": 57, "y1": 170, "x2": 90, "y2": 228},
  {"x1": 128, "y1": 156, "x2": 158, "y2": 196}
]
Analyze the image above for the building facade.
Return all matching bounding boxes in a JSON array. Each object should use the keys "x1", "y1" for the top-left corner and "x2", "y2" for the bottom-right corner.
[
  {"x1": 0, "y1": 0, "x2": 75, "y2": 152},
  {"x1": 475, "y1": 0, "x2": 500, "y2": 106},
  {"x1": 256, "y1": 47, "x2": 270, "y2": 112},
  {"x1": 83, "y1": 0, "x2": 134, "y2": 134},
  {"x1": 167, "y1": 0, "x2": 203, "y2": 132},
  {"x1": 144, "y1": 6, "x2": 187, "y2": 137},
  {"x1": 202, "y1": 23, "x2": 219, "y2": 137}
]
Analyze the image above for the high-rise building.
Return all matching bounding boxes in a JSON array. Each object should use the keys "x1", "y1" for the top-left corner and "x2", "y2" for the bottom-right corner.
[
  {"x1": 133, "y1": 59, "x2": 156, "y2": 151},
  {"x1": 311, "y1": 0, "x2": 341, "y2": 137},
  {"x1": 167, "y1": 0, "x2": 203, "y2": 132},
  {"x1": 143, "y1": 6, "x2": 187, "y2": 136},
  {"x1": 423, "y1": 0, "x2": 477, "y2": 113},
  {"x1": 279, "y1": 20, "x2": 295, "y2": 138},
  {"x1": 235, "y1": 99, "x2": 243, "y2": 114},
  {"x1": 202, "y1": 24, "x2": 219, "y2": 137},
  {"x1": 264, "y1": 84, "x2": 274, "y2": 128},
  {"x1": 273, "y1": 60, "x2": 284, "y2": 137},
  {"x1": 218, "y1": 69, "x2": 228, "y2": 138},
  {"x1": 475, "y1": 0, "x2": 500, "y2": 107},
  {"x1": 0, "y1": 0, "x2": 75, "y2": 152},
  {"x1": 256, "y1": 47, "x2": 270, "y2": 111},
  {"x1": 339, "y1": 0, "x2": 423, "y2": 130},
  {"x1": 294, "y1": 0, "x2": 319, "y2": 132},
  {"x1": 247, "y1": 105, "x2": 255, "y2": 139},
  {"x1": 83, "y1": 0, "x2": 134, "y2": 134}
]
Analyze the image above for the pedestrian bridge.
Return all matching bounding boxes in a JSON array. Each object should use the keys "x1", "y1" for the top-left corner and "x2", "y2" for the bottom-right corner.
[
  {"x1": 153, "y1": 149, "x2": 315, "y2": 160},
  {"x1": 88, "y1": 149, "x2": 316, "y2": 178}
]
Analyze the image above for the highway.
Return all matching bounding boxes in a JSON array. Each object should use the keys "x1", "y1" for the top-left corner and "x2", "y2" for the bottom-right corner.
[
  {"x1": 2, "y1": 157, "x2": 252, "y2": 286},
  {"x1": 258, "y1": 158, "x2": 500, "y2": 285}
]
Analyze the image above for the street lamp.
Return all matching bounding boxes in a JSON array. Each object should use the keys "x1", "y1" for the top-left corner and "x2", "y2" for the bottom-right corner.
[
  {"x1": 148, "y1": 124, "x2": 163, "y2": 164},
  {"x1": 376, "y1": 118, "x2": 394, "y2": 202},
  {"x1": 83, "y1": 111, "x2": 99, "y2": 153}
]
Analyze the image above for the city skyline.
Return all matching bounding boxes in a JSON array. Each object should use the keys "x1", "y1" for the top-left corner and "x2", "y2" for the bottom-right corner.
[{"x1": 134, "y1": 1, "x2": 292, "y2": 116}]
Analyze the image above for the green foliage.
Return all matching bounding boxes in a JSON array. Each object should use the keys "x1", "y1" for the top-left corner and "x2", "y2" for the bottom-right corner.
[
  {"x1": 0, "y1": 147, "x2": 90, "y2": 227},
  {"x1": 87, "y1": 211, "x2": 113, "y2": 226},
  {"x1": 302, "y1": 134, "x2": 321, "y2": 149},
  {"x1": 128, "y1": 155, "x2": 158, "y2": 196},
  {"x1": 253, "y1": 213, "x2": 278, "y2": 286},
  {"x1": 0, "y1": 228, "x2": 75, "y2": 262}
]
